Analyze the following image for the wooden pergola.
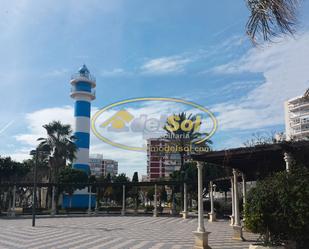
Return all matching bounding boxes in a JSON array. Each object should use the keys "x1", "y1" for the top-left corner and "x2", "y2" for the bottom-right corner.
[
  {"x1": 190, "y1": 140, "x2": 309, "y2": 241},
  {"x1": 192, "y1": 140, "x2": 309, "y2": 181}
]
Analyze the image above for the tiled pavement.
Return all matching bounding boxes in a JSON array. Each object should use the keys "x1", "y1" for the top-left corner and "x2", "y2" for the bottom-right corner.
[{"x1": 0, "y1": 216, "x2": 258, "y2": 249}]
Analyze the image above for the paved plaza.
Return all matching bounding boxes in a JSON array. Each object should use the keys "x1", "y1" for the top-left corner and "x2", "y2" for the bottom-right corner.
[{"x1": 0, "y1": 216, "x2": 258, "y2": 249}]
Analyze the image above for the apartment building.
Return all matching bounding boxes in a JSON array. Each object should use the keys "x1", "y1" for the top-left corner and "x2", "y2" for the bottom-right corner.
[
  {"x1": 284, "y1": 88, "x2": 309, "y2": 140},
  {"x1": 89, "y1": 154, "x2": 118, "y2": 177},
  {"x1": 147, "y1": 138, "x2": 189, "y2": 181}
]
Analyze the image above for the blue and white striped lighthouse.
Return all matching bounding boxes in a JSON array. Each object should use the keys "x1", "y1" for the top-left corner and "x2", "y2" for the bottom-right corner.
[{"x1": 70, "y1": 65, "x2": 96, "y2": 174}]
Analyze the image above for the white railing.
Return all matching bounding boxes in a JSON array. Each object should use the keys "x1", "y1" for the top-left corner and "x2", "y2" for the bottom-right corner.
[
  {"x1": 71, "y1": 73, "x2": 96, "y2": 82},
  {"x1": 289, "y1": 101, "x2": 309, "y2": 111},
  {"x1": 71, "y1": 87, "x2": 96, "y2": 97},
  {"x1": 292, "y1": 126, "x2": 309, "y2": 135},
  {"x1": 289, "y1": 110, "x2": 309, "y2": 119}
]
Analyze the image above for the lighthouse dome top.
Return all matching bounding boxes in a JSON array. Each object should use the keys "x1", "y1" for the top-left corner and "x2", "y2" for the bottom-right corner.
[
  {"x1": 71, "y1": 64, "x2": 96, "y2": 87},
  {"x1": 78, "y1": 64, "x2": 90, "y2": 75}
]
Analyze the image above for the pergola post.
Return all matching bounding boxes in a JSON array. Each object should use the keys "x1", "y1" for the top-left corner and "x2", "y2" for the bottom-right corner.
[
  {"x1": 242, "y1": 172, "x2": 247, "y2": 221},
  {"x1": 230, "y1": 177, "x2": 235, "y2": 226},
  {"x1": 233, "y1": 169, "x2": 243, "y2": 240},
  {"x1": 121, "y1": 184, "x2": 126, "y2": 216},
  {"x1": 51, "y1": 185, "x2": 56, "y2": 216},
  {"x1": 182, "y1": 182, "x2": 188, "y2": 219},
  {"x1": 171, "y1": 191, "x2": 177, "y2": 215},
  {"x1": 88, "y1": 185, "x2": 92, "y2": 216},
  {"x1": 153, "y1": 184, "x2": 158, "y2": 217},
  {"x1": 7, "y1": 188, "x2": 12, "y2": 217},
  {"x1": 208, "y1": 181, "x2": 216, "y2": 222},
  {"x1": 284, "y1": 152, "x2": 292, "y2": 172},
  {"x1": 11, "y1": 185, "x2": 16, "y2": 217},
  {"x1": 193, "y1": 162, "x2": 210, "y2": 249},
  {"x1": 94, "y1": 187, "x2": 99, "y2": 215}
]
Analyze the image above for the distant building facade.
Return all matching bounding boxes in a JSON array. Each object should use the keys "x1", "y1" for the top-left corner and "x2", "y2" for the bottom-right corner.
[
  {"x1": 147, "y1": 138, "x2": 189, "y2": 181},
  {"x1": 141, "y1": 175, "x2": 149, "y2": 182},
  {"x1": 89, "y1": 154, "x2": 118, "y2": 177},
  {"x1": 102, "y1": 159, "x2": 118, "y2": 176},
  {"x1": 89, "y1": 154, "x2": 104, "y2": 177},
  {"x1": 285, "y1": 88, "x2": 309, "y2": 141}
]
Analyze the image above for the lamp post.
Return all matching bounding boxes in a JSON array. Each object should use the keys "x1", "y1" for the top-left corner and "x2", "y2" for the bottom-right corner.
[
  {"x1": 213, "y1": 183, "x2": 217, "y2": 194},
  {"x1": 30, "y1": 149, "x2": 38, "y2": 227},
  {"x1": 30, "y1": 148, "x2": 49, "y2": 227},
  {"x1": 153, "y1": 184, "x2": 158, "y2": 217},
  {"x1": 121, "y1": 184, "x2": 126, "y2": 216}
]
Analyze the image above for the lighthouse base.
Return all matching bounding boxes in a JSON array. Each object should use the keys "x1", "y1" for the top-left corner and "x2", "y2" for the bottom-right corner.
[
  {"x1": 62, "y1": 188, "x2": 96, "y2": 209},
  {"x1": 62, "y1": 194, "x2": 96, "y2": 209}
]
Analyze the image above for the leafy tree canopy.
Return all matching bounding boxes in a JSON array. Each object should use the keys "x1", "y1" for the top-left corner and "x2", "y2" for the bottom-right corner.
[
  {"x1": 58, "y1": 167, "x2": 88, "y2": 195},
  {"x1": 245, "y1": 166, "x2": 309, "y2": 248},
  {"x1": 0, "y1": 156, "x2": 30, "y2": 183}
]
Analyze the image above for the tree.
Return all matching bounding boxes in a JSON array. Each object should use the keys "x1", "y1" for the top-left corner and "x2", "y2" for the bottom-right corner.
[
  {"x1": 159, "y1": 186, "x2": 167, "y2": 207},
  {"x1": 131, "y1": 172, "x2": 140, "y2": 212},
  {"x1": 132, "y1": 172, "x2": 139, "y2": 182},
  {"x1": 246, "y1": 0, "x2": 299, "y2": 43},
  {"x1": 37, "y1": 121, "x2": 77, "y2": 209},
  {"x1": 58, "y1": 167, "x2": 88, "y2": 208},
  {"x1": 23, "y1": 156, "x2": 49, "y2": 183},
  {"x1": 0, "y1": 156, "x2": 30, "y2": 183},
  {"x1": 109, "y1": 173, "x2": 130, "y2": 204},
  {"x1": 0, "y1": 157, "x2": 31, "y2": 213},
  {"x1": 146, "y1": 187, "x2": 154, "y2": 202},
  {"x1": 96, "y1": 173, "x2": 112, "y2": 206},
  {"x1": 164, "y1": 112, "x2": 212, "y2": 173},
  {"x1": 245, "y1": 166, "x2": 309, "y2": 248},
  {"x1": 113, "y1": 173, "x2": 129, "y2": 183},
  {"x1": 37, "y1": 121, "x2": 77, "y2": 183}
]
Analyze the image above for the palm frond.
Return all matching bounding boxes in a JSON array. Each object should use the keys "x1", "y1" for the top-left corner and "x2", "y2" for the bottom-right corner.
[{"x1": 246, "y1": 0, "x2": 299, "y2": 43}]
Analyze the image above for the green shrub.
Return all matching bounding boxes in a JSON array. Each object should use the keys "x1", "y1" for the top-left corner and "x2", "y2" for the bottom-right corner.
[
  {"x1": 144, "y1": 205, "x2": 154, "y2": 213},
  {"x1": 245, "y1": 166, "x2": 309, "y2": 248},
  {"x1": 98, "y1": 206, "x2": 122, "y2": 212}
]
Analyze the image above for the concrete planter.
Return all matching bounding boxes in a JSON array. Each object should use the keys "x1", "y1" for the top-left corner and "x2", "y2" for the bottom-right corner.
[{"x1": 249, "y1": 245, "x2": 285, "y2": 249}]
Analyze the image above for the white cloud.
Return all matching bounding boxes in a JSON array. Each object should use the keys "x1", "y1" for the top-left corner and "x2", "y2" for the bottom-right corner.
[
  {"x1": 141, "y1": 56, "x2": 192, "y2": 74},
  {"x1": 15, "y1": 106, "x2": 75, "y2": 147},
  {"x1": 8, "y1": 148, "x2": 32, "y2": 162},
  {"x1": 12, "y1": 99, "x2": 216, "y2": 175},
  {"x1": 100, "y1": 35, "x2": 245, "y2": 77},
  {"x1": 211, "y1": 33, "x2": 309, "y2": 131},
  {"x1": 100, "y1": 68, "x2": 131, "y2": 77},
  {"x1": 44, "y1": 69, "x2": 69, "y2": 77}
]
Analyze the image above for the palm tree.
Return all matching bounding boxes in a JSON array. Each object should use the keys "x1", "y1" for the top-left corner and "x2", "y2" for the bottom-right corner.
[
  {"x1": 38, "y1": 121, "x2": 76, "y2": 183},
  {"x1": 163, "y1": 112, "x2": 212, "y2": 211},
  {"x1": 164, "y1": 112, "x2": 212, "y2": 173},
  {"x1": 37, "y1": 121, "x2": 76, "y2": 209},
  {"x1": 246, "y1": 0, "x2": 299, "y2": 43}
]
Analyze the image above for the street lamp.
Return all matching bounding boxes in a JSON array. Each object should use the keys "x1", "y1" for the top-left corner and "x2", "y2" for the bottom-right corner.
[
  {"x1": 30, "y1": 148, "x2": 49, "y2": 227},
  {"x1": 213, "y1": 183, "x2": 217, "y2": 199},
  {"x1": 30, "y1": 149, "x2": 38, "y2": 227}
]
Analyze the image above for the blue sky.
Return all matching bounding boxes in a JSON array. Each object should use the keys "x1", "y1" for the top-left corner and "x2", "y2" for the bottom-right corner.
[{"x1": 1, "y1": 0, "x2": 309, "y2": 177}]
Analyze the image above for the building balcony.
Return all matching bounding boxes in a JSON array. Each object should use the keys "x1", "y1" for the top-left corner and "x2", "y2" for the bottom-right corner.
[
  {"x1": 290, "y1": 118, "x2": 309, "y2": 127},
  {"x1": 289, "y1": 110, "x2": 309, "y2": 119},
  {"x1": 291, "y1": 126, "x2": 309, "y2": 136},
  {"x1": 288, "y1": 101, "x2": 309, "y2": 112}
]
